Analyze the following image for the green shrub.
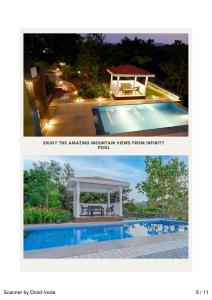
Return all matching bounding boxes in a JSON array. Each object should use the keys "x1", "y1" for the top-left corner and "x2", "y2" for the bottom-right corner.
[
  {"x1": 176, "y1": 214, "x2": 188, "y2": 221},
  {"x1": 78, "y1": 82, "x2": 110, "y2": 99},
  {"x1": 45, "y1": 77, "x2": 57, "y2": 95},
  {"x1": 24, "y1": 207, "x2": 71, "y2": 224},
  {"x1": 48, "y1": 191, "x2": 62, "y2": 209}
]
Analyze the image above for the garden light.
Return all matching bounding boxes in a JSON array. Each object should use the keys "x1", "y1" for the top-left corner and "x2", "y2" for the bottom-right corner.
[
  {"x1": 97, "y1": 97, "x2": 104, "y2": 103},
  {"x1": 45, "y1": 120, "x2": 52, "y2": 127},
  {"x1": 75, "y1": 97, "x2": 84, "y2": 103}
]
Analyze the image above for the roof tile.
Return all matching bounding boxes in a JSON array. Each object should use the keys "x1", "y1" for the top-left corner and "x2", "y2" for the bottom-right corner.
[{"x1": 107, "y1": 64, "x2": 154, "y2": 76}]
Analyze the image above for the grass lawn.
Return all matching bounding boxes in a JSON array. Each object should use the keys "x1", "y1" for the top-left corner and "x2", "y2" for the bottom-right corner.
[{"x1": 146, "y1": 85, "x2": 168, "y2": 97}]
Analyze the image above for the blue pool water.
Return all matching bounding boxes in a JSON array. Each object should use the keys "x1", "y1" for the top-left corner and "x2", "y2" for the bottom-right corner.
[
  {"x1": 93, "y1": 102, "x2": 188, "y2": 134},
  {"x1": 24, "y1": 220, "x2": 188, "y2": 251}
]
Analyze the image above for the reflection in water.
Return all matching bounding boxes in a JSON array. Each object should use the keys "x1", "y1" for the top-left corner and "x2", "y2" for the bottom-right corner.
[
  {"x1": 143, "y1": 222, "x2": 188, "y2": 235},
  {"x1": 24, "y1": 220, "x2": 188, "y2": 251}
]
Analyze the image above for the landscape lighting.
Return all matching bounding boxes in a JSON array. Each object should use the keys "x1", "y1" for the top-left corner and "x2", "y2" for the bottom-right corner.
[
  {"x1": 45, "y1": 120, "x2": 51, "y2": 127},
  {"x1": 97, "y1": 97, "x2": 104, "y2": 103},
  {"x1": 75, "y1": 97, "x2": 84, "y2": 103}
]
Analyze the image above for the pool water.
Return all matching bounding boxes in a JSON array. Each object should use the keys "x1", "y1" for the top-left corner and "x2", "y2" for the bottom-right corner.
[
  {"x1": 24, "y1": 220, "x2": 188, "y2": 251},
  {"x1": 93, "y1": 102, "x2": 188, "y2": 134}
]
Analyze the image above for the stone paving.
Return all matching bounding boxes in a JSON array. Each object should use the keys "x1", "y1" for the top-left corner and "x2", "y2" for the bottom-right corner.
[
  {"x1": 137, "y1": 247, "x2": 188, "y2": 259},
  {"x1": 68, "y1": 238, "x2": 188, "y2": 259}
]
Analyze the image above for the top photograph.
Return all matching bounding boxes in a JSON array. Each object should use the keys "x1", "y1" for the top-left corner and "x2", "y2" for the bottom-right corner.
[{"x1": 23, "y1": 32, "x2": 189, "y2": 137}]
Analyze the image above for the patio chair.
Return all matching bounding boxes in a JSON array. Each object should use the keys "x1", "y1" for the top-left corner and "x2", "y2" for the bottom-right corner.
[
  {"x1": 93, "y1": 206, "x2": 104, "y2": 216},
  {"x1": 80, "y1": 205, "x2": 89, "y2": 216},
  {"x1": 106, "y1": 205, "x2": 114, "y2": 216},
  {"x1": 134, "y1": 86, "x2": 139, "y2": 92}
]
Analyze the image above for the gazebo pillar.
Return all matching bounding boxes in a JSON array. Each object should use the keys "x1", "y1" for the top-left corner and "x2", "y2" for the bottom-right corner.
[
  {"x1": 144, "y1": 76, "x2": 149, "y2": 96},
  {"x1": 107, "y1": 192, "x2": 110, "y2": 207},
  {"x1": 134, "y1": 76, "x2": 137, "y2": 95},
  {"x1": 75, "y1": 182, "x2": 80, "y2": 217},
  {"x1": 117, "y1": 76, "x2": 120, "y2": 94},
  {"x1": 119, "y1": 186, "x2": 123, "y2": 216},
  {"x1": 110, "y1": 74, "x2": 112, "y2": 90},
  {"x1": 73, "y1": 187, "x2": 76, "y2": 217}
]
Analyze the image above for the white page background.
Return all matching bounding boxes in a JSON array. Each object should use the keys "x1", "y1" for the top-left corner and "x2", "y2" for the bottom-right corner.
[{"x1": 0, "y1": 0, "x2": 211, "y2": 299}]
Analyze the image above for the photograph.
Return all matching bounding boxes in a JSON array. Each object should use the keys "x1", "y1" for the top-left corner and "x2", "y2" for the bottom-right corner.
[
  {"x1": 23, "y1": 155, "x2": 188, "y2": 259},
  {"x1": 24, "y1": 33, "x2": 188, "y2": 137},
  {"x1": 3, "y1": 0, "x2": 212, "y2": 295}
]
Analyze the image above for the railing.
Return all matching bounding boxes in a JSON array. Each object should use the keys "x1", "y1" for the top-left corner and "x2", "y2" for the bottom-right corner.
[
  {"x1": 124, "y1": 212, "x2": 177, "y2": 219},
  {"x1": 148, "y1": 81, "x2": 180, "y2": 100}
]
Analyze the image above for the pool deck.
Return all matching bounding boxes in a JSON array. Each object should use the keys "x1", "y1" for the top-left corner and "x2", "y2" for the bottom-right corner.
[
  {"x1": 24, "y1": 220, "x2": 188, "y2": 259},
  {"x1": 42, "y1": 94, "x2": 187, "y2": 137}
]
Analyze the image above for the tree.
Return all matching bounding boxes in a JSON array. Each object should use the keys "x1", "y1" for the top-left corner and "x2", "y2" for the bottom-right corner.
[
  {"x1": 160, "y1": 40, "x2": 188, "y2": 97},
  {"x1": 122, "y1": 186, "x2": 132, "y2": 203},
  {"x1": 80, "y1": 192, "x2": 107, "y2": 204},
  {"x1": 62, "y1": 162, "x2": 75, "y2": 184},
  {"x1": 61, "y1": 162, "x2": 75, "y2": 210},
  {"x1": 24, "y1": 160, "x2": 62, "y2": 208},
  {"x1": 24, "y1": 33, "x2": 82, "y2": 65},
  {"x1": 76, "y1": 34, "x2": 105, "y2": 80},
  {"x1": 80, "y1": 186, "x2": 131, "y2": 205},
  {"x1": 123, "y1": 200, "x2": 137, "y2": 212},
  {"x1": 136, "y1": 156, "x2": 188, "y2": 215}
]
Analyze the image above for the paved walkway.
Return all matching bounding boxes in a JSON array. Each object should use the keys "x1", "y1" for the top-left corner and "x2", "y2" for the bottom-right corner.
[
  {"x1": 68, "y1": 238, "x2": 188, "y2": 259},
  {"x1": 137, "y1": 247, "x2": 188, "y2": 259}
]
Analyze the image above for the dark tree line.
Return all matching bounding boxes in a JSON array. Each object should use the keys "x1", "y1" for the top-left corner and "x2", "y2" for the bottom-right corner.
[{"x1": 24, "y1": 33, "x2": 188, "y2": 105}]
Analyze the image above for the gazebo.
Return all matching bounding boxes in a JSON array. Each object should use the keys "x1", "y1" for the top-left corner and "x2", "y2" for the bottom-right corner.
[
  {"x1": 68, "y1": 176, "x2": 130, "y2": 222},
  {"x1": 107, "y1": 64, "x2": 155, "y2": 99}
]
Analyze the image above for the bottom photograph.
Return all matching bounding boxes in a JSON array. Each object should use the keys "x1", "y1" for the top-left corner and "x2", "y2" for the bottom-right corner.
[{"x1": 23, "y1": 155, "x2": 188, "y2": 259}]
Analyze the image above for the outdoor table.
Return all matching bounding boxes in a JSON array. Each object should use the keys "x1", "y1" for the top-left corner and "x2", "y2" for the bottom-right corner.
[
  {"x1": 87, "y1": 205, "x2": 104, "y2": 216},
  {"x1": 123, "y1": 88, "x2": 133, "y2": 95}
]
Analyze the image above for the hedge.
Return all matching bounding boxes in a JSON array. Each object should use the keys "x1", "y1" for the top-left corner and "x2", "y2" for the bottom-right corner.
[
  {"x1": 78, "y1": 82, "x2": 110, "y2": 98},
  {"x1": 24, "y1": 207, "x2": 71, "y2": 224}
]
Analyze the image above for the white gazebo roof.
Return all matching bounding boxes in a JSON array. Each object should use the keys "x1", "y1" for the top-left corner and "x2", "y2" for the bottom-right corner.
[{"x1": 68, "y1": 176, "x2": 129, "y2": 193}]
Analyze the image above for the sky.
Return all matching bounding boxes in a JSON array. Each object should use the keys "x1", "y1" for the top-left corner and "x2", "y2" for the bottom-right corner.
[
  {"x1": 24, "y1": 155, "x2": 188, "y2": 202},
  {"x1": 82, "y1": 33, "x2": 188, "y2": 45}
]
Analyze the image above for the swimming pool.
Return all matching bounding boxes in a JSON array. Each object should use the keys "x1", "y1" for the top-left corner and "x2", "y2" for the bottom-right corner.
[
  {"x1": 24, "y1": 220, "x2": 188, "y2": 251},
  {"x1": 93, "y1": 102, "x2": 188, "y2": 135}
]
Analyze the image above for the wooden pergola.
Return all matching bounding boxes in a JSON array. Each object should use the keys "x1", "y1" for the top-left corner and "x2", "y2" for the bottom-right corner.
[{"x1": 68, "y1": 176, "x2": 129, "y2": 222}]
